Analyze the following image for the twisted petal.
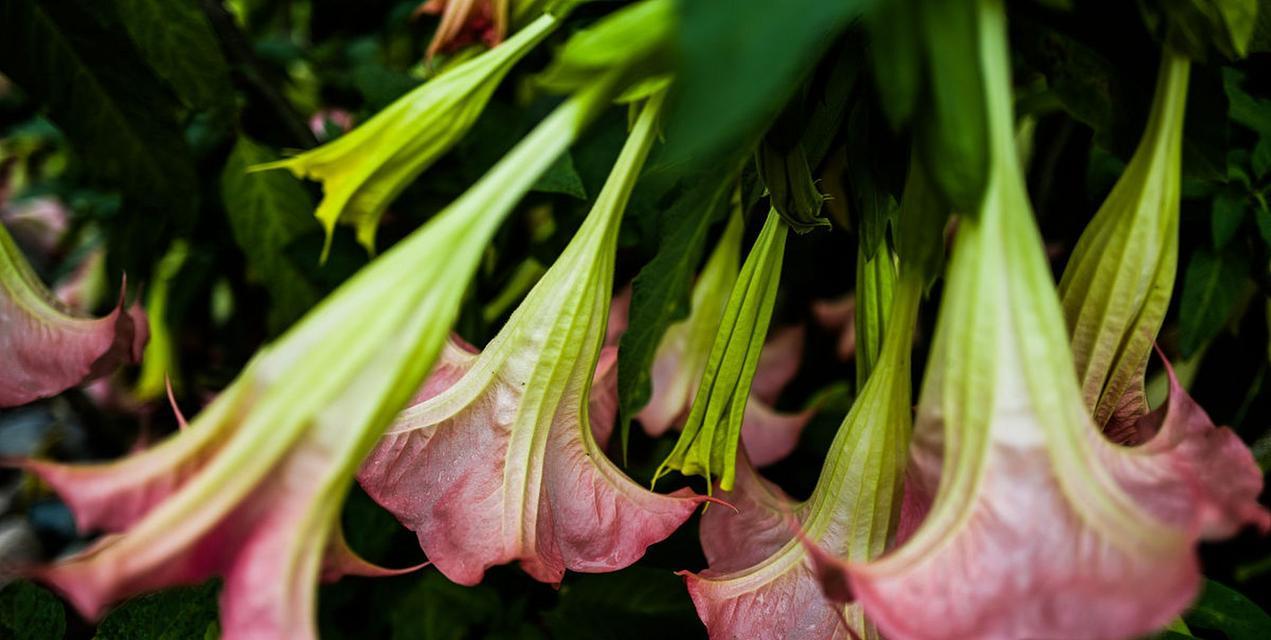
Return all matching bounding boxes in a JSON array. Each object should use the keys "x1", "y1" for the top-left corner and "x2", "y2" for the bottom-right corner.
[
  {"x1": 2, "y1": 226, "x2": 148, "y2": 407},
  {"x1": 1104, "y1": 352, "x2": 1270, "y2": 539}
]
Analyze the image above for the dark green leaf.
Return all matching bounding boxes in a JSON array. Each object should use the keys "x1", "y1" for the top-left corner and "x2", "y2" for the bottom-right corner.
[
  {"x1": 1255, "y1": 197, "x2": 1271, "y2": 245},
  {"x1": 663, "y1": 0, "x2": 864, "y2": 167},
  {"x1": 221, "y1": 136, "x2": 323, "y2": 333},
  {"x1": 1183, "y1": 579, "x2": 1271, "y2": 640},
  {"x1": 1139, "y1": 0, "x2": 1258, "y2": 59},
  {"x1": 1179, "y1": 244, "x2": 1249, "y2": 356},
  {"x1": 1013, "y1": 17, "x2": 1151, "y2": 160},
  {"x1": 113, "y1": 0, "x2": 234, "y2": 112},
  {"x1": 533, "y1": 152, "x2": 588, "y2": 200},
  {"x1": 1224, "y1": 68, "x2": 1271, "y2": 135},
  {"x1": 0, "y1": 0, "x2": 198, "y2": 216},
  {"x1": 95, "y1": 582, "x2": 220, "y2": 640},
  {"x1": 0, "y1": 580, "x2": 65, "y2": 640},
  {"x1": 388, "y1": 572, "x2": 501, "y2": 640},
  {"x1": 1253, "y1": 136, "x2": 1271, "y2": 179},
  {"x1": 543, "y1": 567, "x2": 700, "y2": 640},
  {"x1": 1211, "y1": 187, "x2": 1247, "y2": 248}
]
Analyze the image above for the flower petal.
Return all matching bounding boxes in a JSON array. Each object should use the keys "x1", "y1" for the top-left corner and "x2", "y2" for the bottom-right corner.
[
  {"x1": 2, "y1": 225, "x2": 149, "y2": 407},
  {"x1": 1106, "y1": 351, "x2": 1270, "y2": 539},
  {"x1": 749, "y1": 325, "x2": 804, "y2": 405},
  {"x1": 739, "y1": 399, "x2": 812, "y2": 468}
]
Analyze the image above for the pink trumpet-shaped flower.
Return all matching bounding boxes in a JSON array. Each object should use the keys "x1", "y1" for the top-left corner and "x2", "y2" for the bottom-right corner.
[
  {"x1": 1, "y1": 223, "x2": 147, "y2": 408},
  {"x1": 13, "y1": 71, "x2": 620, "y2": 638},
  {"x1": 807, "y1": 4, "x2": 1269, "y2": 639},
  {"x1": 358, "y1": 91, "x2": 706, "y2": 587}
]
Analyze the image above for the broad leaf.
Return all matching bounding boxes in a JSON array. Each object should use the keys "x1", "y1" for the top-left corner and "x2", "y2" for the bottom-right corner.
[
  {"x1": 1183, "y1": 580, "x2": 1271, "y2": 640},
  {"x1": 113, "y1": 0, "x2": 234, "y2": 113},
  {"x1": 94, "y1": 582, "x2": 220, "y2": 640},
  {"x1": 221, "y1": 136, "x2": 324, "y2": 333},
  {"x1": 0, "y1": 0, "x2": 198, "y2": 219},
  {"x1": 0, "y1": 581, "x2": 65, "y2": 640},
  {"x1": 663, "y1": 0, "x2": 863, "y2": 167},
  {"x1": 388, "y1": 572, "x2": 501, "y2": 640},
  {"x1": 1179, "y1": 244, "x2": 1249, "y2": 357},
  {"x1": 543, "y1": 568, "x2": 699, "y2": 640}
]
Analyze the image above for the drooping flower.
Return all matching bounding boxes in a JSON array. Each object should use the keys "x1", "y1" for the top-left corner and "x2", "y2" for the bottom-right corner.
[
  {"x1": 656, "y1": 208, "x2": 791, "y2": 491},
  {"x1": 683, "y1": 159, "x2": 944, "y2": 640},
  {"x1": 1057, "y1": 47, "x2": 1266, "y2": 540},
  {"x1": 1, "y1": 223, "x2": 147, "y2": 408},
  {"x1": 607, "y1": 210, "x2": 813, "y2": 466},
  {"x1": 16, "y1": 73, "x2": 621, "y2": 637},
  {"x1": 256, "y1": 8, "x2": 562, "y2": 258},
  {"x1": 358, "y1": 90, "x2": 707, "y2": 586},
  {"x1": 1057, "y1": 48, "x2": 1188, "y2": 431},
  {"x1": 809, "y1": 4, "x2": 1269, "y2": 639}
]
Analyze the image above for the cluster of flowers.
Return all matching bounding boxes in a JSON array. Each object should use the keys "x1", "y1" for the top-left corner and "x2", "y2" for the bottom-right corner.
[{"x1": 1, "y1": 0, "x2": 1265, "y2": 638}]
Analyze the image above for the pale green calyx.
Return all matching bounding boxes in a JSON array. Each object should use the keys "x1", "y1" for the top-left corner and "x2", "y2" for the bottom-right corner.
[
  {"x1": 1057, "y1": 49, "x2": 1189, "y2": 428},
  {"x1": 854, "y1": 239, "x2": 896, "y2": 385},
  {"x1": 655, "y1": 207, "x2": 789, "y2": 491},
  {"x1": 255, "y1": 12, "x2": 560, "y2": 260}
]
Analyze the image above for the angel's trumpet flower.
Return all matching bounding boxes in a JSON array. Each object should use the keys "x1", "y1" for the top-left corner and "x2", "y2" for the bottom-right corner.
[
  {"x1": 1, "y1": 223, "x2": 147, "y2": 408},
  {"x1": 1059, "y1": 48, "x2": 1266, "y2": 540},
  {"x1": 15, "y1": 76, "x2": 619, "y2": 638},
  {"x1": 358, "y1": 91, "x2": 708, "y2": 587},
  {"x1": 257, "y1": 7, "x2": 561, "y2": 258},
  {"x1": 809, "y1": 3, "x2": 1268, "y2": 639},
  {"x1": 683, "y1": 160, "x2": 943, "y2": 640}
]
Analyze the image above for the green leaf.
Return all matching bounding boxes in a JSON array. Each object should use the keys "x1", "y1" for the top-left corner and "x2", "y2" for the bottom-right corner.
[
  {"x1": 616, "y1": 166, "x2": 733, "y2": 459},
  {"x1": 221, "y1": 136, "x2": 324, "y2": 333},
  {"x1": 1183, "y1": 580, "x2": 1271, "y2": 640},
  {"x1": 1140, "y1": 0, "x2": 1258, "y2": 59},
  {"x1": 1212, "y1": 187, "x2": 1247, "y2": 248},
  {"x1": 1225, "y1": 68, "x2": 1271, "y2": 135},
  {"x1": 0, "y1": 581, "x2": 65, "y2": 640},
  {"x1": 1253, "y1": 136, "x2": 1271, "y2": 179},
  {"x1": 1179, "y1": 244, "x2": 1249, "y2": 356},
  {"x1": 1255, "y1": 196, "x2": 1271, "y2": 245},
  {"x1": 663, "y1": 0, "x2": 864, "y2": 167},
  {"x1": 542, "y1": 567, "x2": 699, "y2": 640},
  {"x1": 533, "y1": 152, "x2": 588, "y2": 200},
  {"x1": 388, "y1": 572, "x2": 501, "y2": 640},
  {"x1": 0, "y1": 0, "x2": 198, "y2": 216},
  {"x1": 113, "y1": 0, "x2": 234, "y2": 112},
  {"x1": 95, "y1": 582, "x2": 220, "y2": 640}
]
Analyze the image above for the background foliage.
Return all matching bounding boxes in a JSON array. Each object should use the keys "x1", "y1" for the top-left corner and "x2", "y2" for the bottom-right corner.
[{"x1": 0, "y1": 0, "x2": 1269, "y2": 637}]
